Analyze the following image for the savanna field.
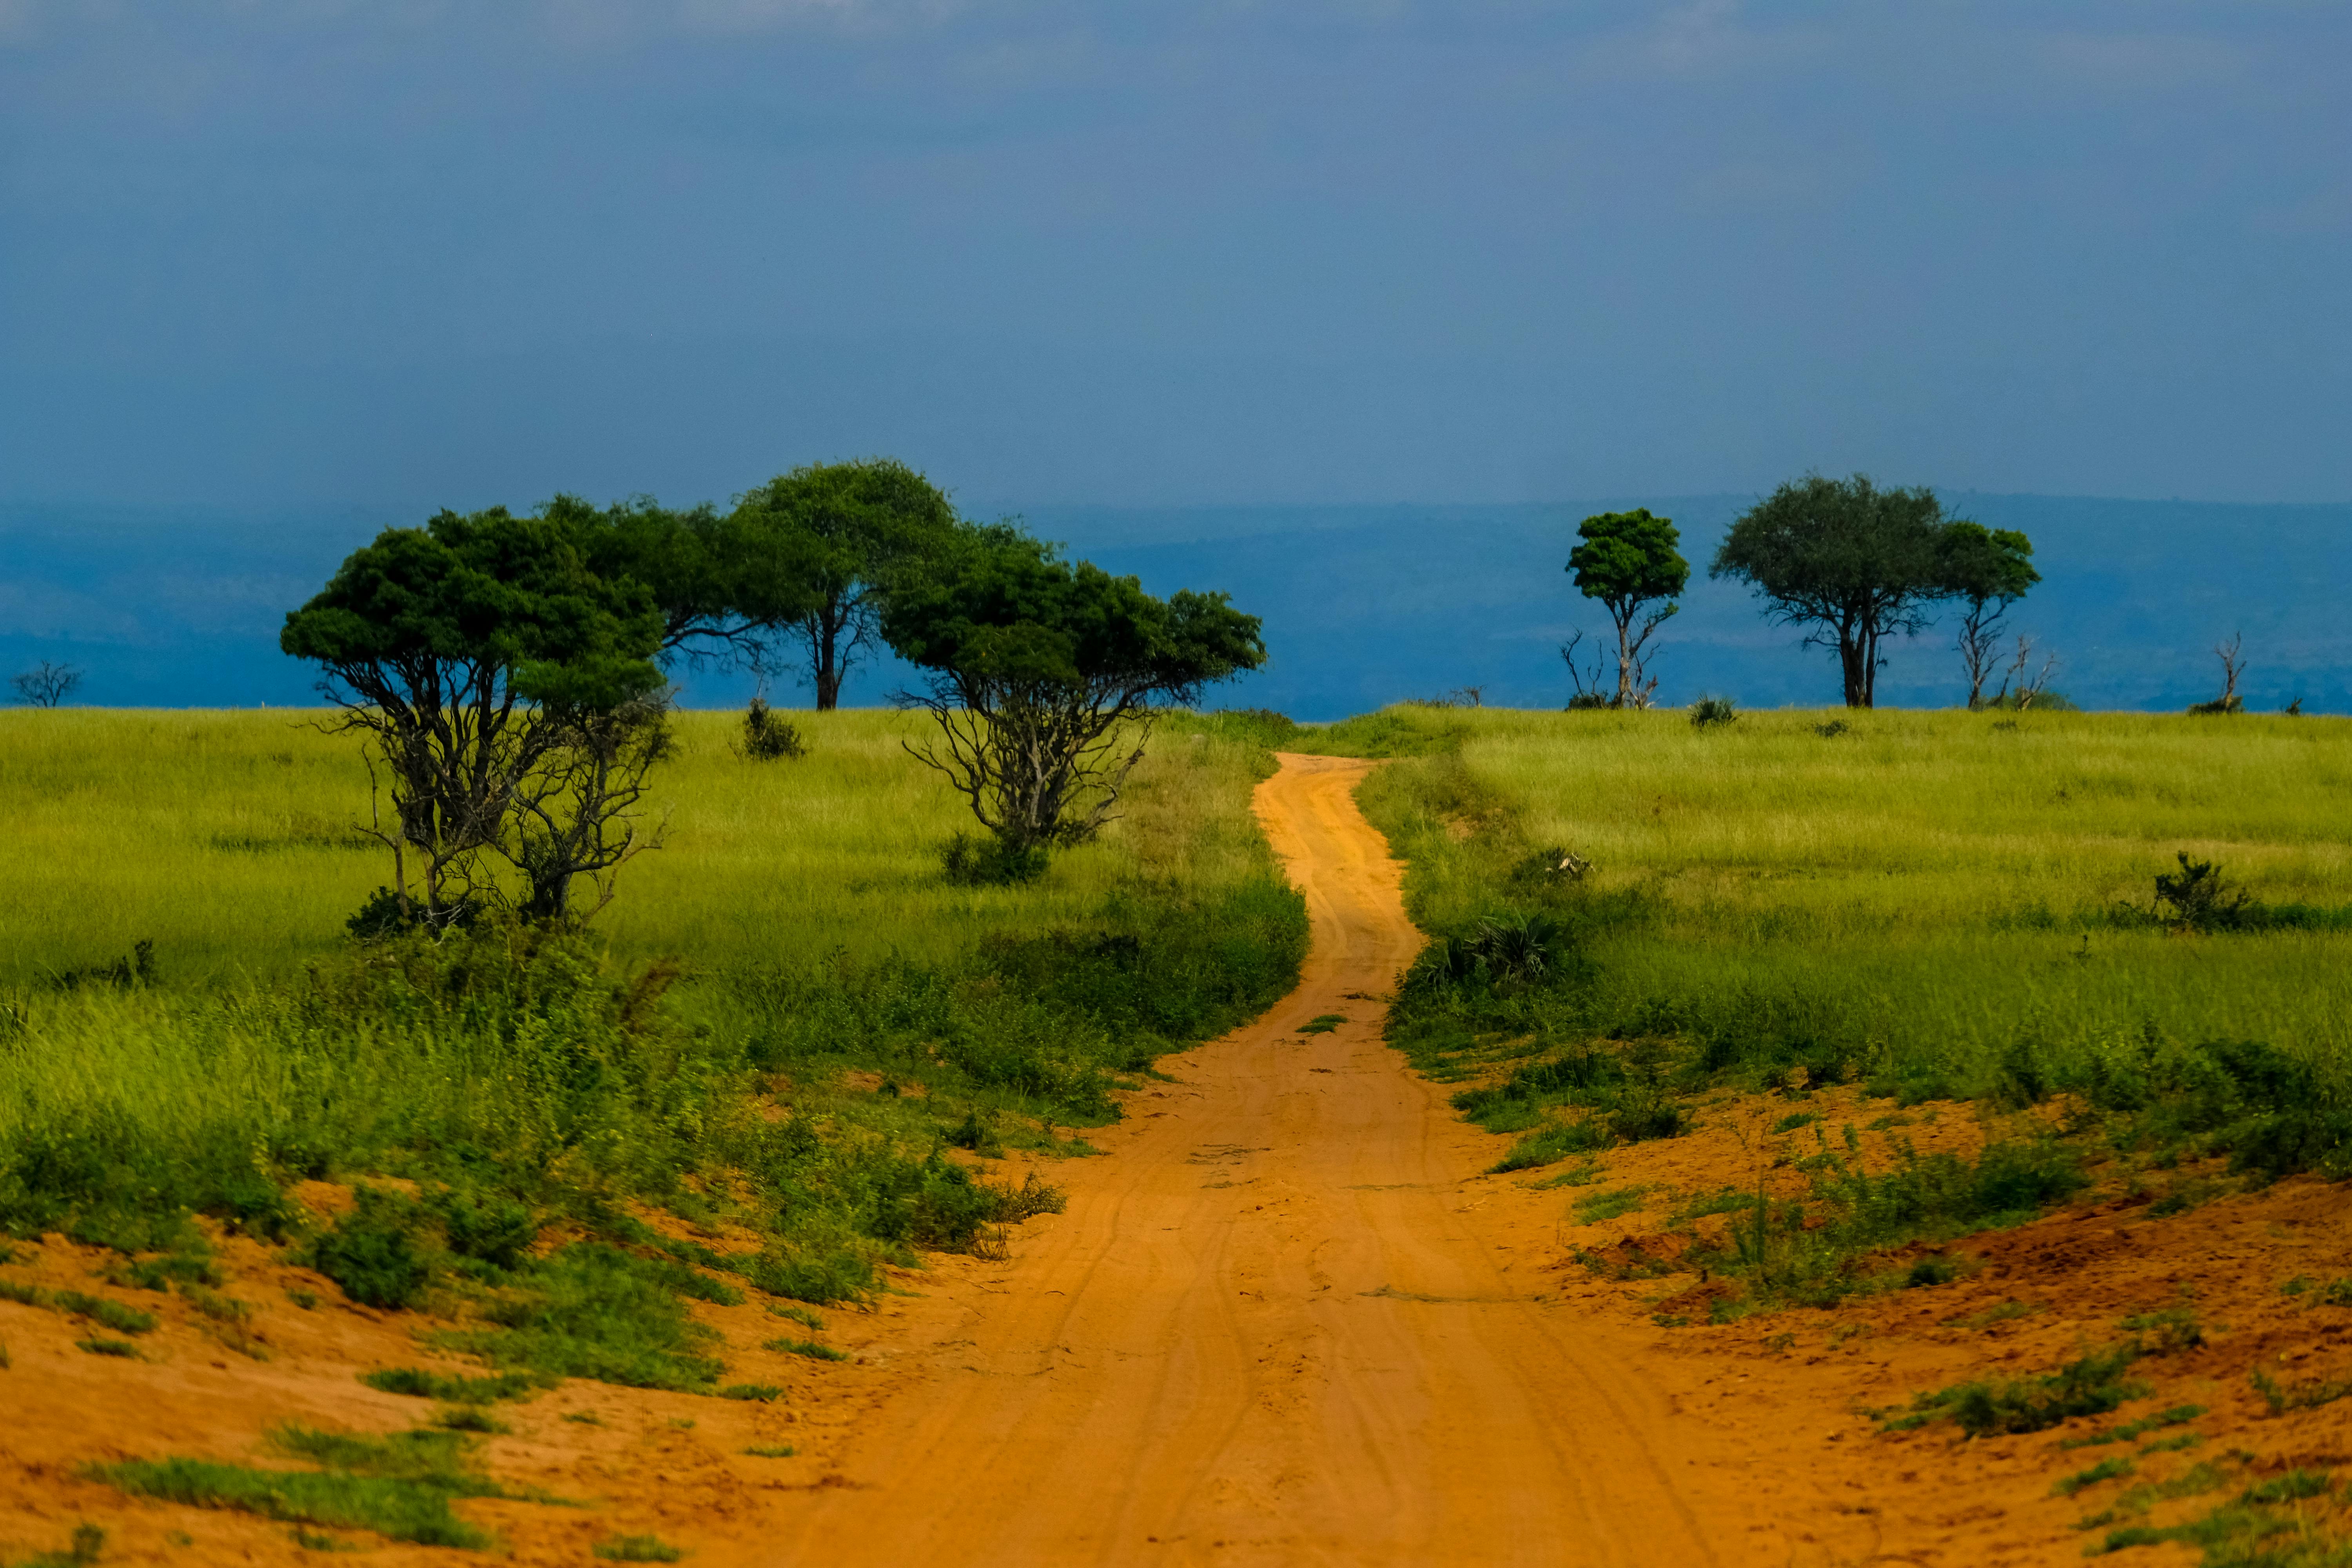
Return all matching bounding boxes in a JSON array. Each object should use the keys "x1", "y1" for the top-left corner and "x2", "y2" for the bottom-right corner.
[{"x1": 5, "y1": 701, "x2": 2352, "y2": 1564}]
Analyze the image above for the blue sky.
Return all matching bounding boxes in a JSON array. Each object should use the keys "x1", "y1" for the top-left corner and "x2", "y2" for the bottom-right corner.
[{"x1": 3, "y1": 1, "x2": 2347, "y2": 514}]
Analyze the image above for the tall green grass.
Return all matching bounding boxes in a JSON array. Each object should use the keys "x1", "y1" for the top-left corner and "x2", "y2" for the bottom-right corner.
[
  {"x1": 0, "y1": 706, "x2": 1305, "y2": 1377},
  {"x1": 1348, "y1": 704, "x2": 2352, "y2": 1089}
]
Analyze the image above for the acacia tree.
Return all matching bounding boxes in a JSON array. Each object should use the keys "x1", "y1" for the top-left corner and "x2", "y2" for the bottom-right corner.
[
  {"x1": 1711, "y1": 474, "x2": 1950, "y2": 708},
  {"x1": 882, "y1": 525, "x2": 1265, "y2": 857},
  {"x1": 1938, "y1": 521, "x2": 2040, "y2": 708},
  {"x1": 732, "y1": 459, "x2": 959, "y2": 710},
  {"x1": 1566, "y1": 508, "x2": 1689, "y2": 708},
  {"x1": 10, "y1": 661, "x2": 81, "y2": 706},
  {"x1": 280, "y1": 507, "x2": 667, "y2": 929},
  {"x1": 555, "y1": 494, "x2": 821, "y2": 670}
]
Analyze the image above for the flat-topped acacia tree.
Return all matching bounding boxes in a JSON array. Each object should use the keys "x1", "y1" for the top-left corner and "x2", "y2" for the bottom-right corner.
[
  {"x1": 280, "y1": 507, "x2": 668, "y2": 929},
  {"x1": 882, "y1": 524, "x2": 1265, "y2": 861},
  {"x1": 1711, "y1": 473, "x2": 1952, "y2": 709}
]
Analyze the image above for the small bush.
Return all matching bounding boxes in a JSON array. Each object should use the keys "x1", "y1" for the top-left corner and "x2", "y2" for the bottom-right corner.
[
  {"x1": 940, "y1": 832, "x2": 1048, "y2": 887},
  {"x1": 593, "y1": 1536, "x2": 683, "y2": 1563},
  {"x1": 718, "y1": 1383, "x2": 782, "y2": 1402},
  {"x1": 739, "y1": 698, "x2": 804, "y2": 762},
  {"x1": 76, "y1": 1338, "x2": 139, "y2": 1357},
  {"x1": 360, "y1": 1367, "x2": 544, "y2": 1404},
  {"x1": 1898, "y1": 1343, "x2": 2145, "y2": 1437},
  {"x1": 1689, "y1": 696, "x2": 1737, "y2": 729},
  {"x1": 765, "y1": 1336, "x2": 848, "y2": 1362},
  {"x1": 2054, "y1": 1457, "x2": 2134, "y2": 1496},
  {"x1": 305, "y1": 1194, "x2": 430, "y2": 1310}
]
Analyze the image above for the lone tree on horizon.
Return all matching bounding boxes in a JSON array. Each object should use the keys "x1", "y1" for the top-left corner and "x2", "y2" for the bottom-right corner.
[
  {"x1": 1711, "y1": 473, "x2": 1951, "y2": 708},
  {"x1": 10, "y1": 660, "x2": 81, "y2": 707},
  {"x1": 1938, "y1": 521, "x2": 2040, "y2": 708},
  {"x1": 1565, "y1": 508, "x2": 1688, "y2": 709}
]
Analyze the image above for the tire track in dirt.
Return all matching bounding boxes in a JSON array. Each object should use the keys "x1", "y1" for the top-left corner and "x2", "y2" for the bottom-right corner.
[{"x1": 740, "y1": 754, "x2": 1753, "y2": 1566}]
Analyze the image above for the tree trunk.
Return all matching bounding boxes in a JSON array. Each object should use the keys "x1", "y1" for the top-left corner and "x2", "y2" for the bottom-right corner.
[
  {"x1": 1613, "y1": 609, "x2": 1635, "y2": 708},
  {"x1": 1838, "y1": 634, "x2": 1870, "y2": 708}
]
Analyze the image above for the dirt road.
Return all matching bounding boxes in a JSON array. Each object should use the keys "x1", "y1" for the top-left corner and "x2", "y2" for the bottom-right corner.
[{"x1": 753, "y1": 754, "x2": 1740, "y2": 1566}]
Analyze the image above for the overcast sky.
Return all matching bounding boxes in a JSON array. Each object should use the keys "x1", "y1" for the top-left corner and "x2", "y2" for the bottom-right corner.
[{"x1": 3, "y1": 1, "x2": 2346, "y2": 512}]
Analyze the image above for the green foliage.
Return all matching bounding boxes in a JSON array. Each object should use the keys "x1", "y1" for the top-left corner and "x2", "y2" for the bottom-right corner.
[
  {"x1": 1711, "y1": 473, "x2": 1956, "y2": 708},
  {"x1": 5, "y1": 1523, "x2": 104, "y2": 1568},
  {"x1": 1893, "y1": 1343, "x2": 2146, "y2": 1437},
  {"x1": 593, "y1": 1536, "x2": 684, "y2": 1562},
  {"x1": 76, "y1": 1338, "x2": 139, "y2": 1357},
  {"x1": 2056, "y1": 1457, "x2": 2136, "y2": 1496},
  {"x1": 1688, "y1": 696, "x2": 1736, "y2": 728},
  {"x1": 359, "y1": 1368, "x2": 546, "y2": 1404},
  {"x1": 2251, "y1": 1367, "x2": 2352, "y2": 1416},
  {"x1": 883, "y1": 523, "x2": 1266, "y2": 854},
  {"x1": 93, "y1": 1453, "x2": 491, "y2": 1550},
  {"x1": 765, "y1": 1336, "x2": 848, "y2": 1361},
  {"x1": 305, "y1": 1191, "x2": 431, "y2": 1310},
  {"x1": 940, "y1": 831, "x2": 1047, "y2": 886},
  {"x1": 1570, "y1": 510, "x2": 1689, "y2": 611},
  {"x1": 433, "y1": 1244, "x2": 727, "y2": 1392},
  {"x1": 731, "y1": 457, "x2": 959, "y2": 710},
  {"x1": 718, "y1": 1384, "x2": 782, "y2": 1402},
  {"x1": 737, "y1": 698, "x2": 805, "y2": 762}
]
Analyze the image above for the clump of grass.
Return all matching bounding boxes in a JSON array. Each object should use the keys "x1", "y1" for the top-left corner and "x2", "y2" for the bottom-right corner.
[
  {"x1": 2060, "y1": 1403, "x2": 2203, "y2": 1449},
  {"x1": 1296, "y1": 1015, "x2": 1346, "y2": 1034},
  {"x1": 1888, "y1": 1344, "x2": 2145, "y2": 1437},
  {"x1": 765, "y1": 1337, "x2": 848, "y2": 1362},
  {"x1": 2055, "y1": 1457, "x2": 2135, "y2": 1496},
  {"x1": 7, "y1": 1524, "x2": 104, "y2": 1568},
  {"x1": 76, "y1": 1338, "x2": 139, "y2": 1357},
  {"x1": 2076, "y1": 1460, "x2": 2230, "y2": 1531},
  {"x1": 433, "y1": 1408, "x2": 508, "y2": 1434},
  {"x1": 593, "y1": 1535, "x2": 682, "y2": 1563},
  {"x1": 718, "y1": 1384, "x2": 782, "y2": 1402},
  {"x1": 288, "y1": 1289, "x2": 319, "y2": 1310},
  {"x1": 430, "y1": 1245, "x2": 726, "y2": 1393},
  {"x1": 767, "y1": 1304, "x2": 824, "y2": 1331},
  {"x1": 361, "y1": 1367, "x2": 546, "y2": 1404},
  {"x1": 1570, "y1": 1185, "x2": 1650, "y2": 1225},
  {"x1": 742, "y1": 1445, "x2": 795, "y2": 1458},
  {"x1": 47, "y1": 1291, "x2": 158, "y2": 1336},
  {"x1": 2118, "y1": 1303, "x2": 2203, "y2": 1356},
  {"x1": 2084, "y1": 1470, "x2": 2334, "y2": 1558},
  {"x1": 91, "y1": 1427, "x2": 529, "y2": 1553},
  {"x1": 1770, "y1": 1111, "x2": 1818, "y2": 1133},
  {"x1": 2250, "y1": 1367, "x2": 2352, "y2": 1416}
]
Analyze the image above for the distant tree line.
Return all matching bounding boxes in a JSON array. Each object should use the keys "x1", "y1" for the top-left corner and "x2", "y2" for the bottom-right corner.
[
  {"x1": 279, "y1": 458, "x2": 1263, "y2": 931},
  {"x1": 1561, "y1": 473, "x2": 2046, "y2": 711}
]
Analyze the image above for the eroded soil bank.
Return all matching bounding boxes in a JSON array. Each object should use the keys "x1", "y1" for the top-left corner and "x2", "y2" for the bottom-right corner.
[{"x1": 5, "y1": 754, "x2": 2348, "y2": 1566}]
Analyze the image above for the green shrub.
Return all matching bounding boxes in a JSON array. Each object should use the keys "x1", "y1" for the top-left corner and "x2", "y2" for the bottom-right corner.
[
  {"x1": 305, "y1": 1193, "x2": 430, "y2": 1310},
  {"x1": 593, "y1": 1536, "x2": 682, "y2": 1563},
  {"x1": 1896, "y1": 1344, "x2": 2145, "y2": 1438}
]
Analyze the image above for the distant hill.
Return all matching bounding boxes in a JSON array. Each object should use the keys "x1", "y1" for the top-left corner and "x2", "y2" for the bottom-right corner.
[{"x1": 4, "y1": 493, "x2": 2345, "y2": 716}]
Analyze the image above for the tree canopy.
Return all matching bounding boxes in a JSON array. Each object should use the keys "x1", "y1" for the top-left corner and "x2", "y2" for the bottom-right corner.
[
  {"x1": 1566, "y1": 508, "x2": 1689, "y2": 708},
  {"x1": 281, "y1": 506, "x2": 669, "y2": 926},
  {"x1": 883, "y1": 525, "x2": 1265, "y2": 854},
  {"x1": 1710, "y1": 474, "x2": 1951, "y2": 708},
  {"x1": 733, "y1": 458, "x2": 960, "y2": 709},
  {"x1": 552, "y1": 494, "x2": 820, "y2": 668},
  {"x1": 1937, "y1": 521, "x2": 2041, "y2": 707}
]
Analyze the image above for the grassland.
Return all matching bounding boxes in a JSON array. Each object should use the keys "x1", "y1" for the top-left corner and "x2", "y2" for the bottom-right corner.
[
  {"x1": 0, "y1": 707, "x2": 1278, "y2": 984},
  {"x1": 0, "y1": 705, "x2": 1303, "y2": 1382},
  {"x1": 1301, "y1": 702, "x2": 2352, "y2": 1299}
]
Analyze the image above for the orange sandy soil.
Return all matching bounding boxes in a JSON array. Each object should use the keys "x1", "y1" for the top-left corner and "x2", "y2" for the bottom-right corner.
[{"x1": 5, "y1": 754, "x2": 2349, "y2": 1566}]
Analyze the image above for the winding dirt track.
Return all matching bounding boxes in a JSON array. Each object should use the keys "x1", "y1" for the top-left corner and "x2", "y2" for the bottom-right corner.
[{"x1": 752, "y1": 755, "x2": 1740, "y2": 1566}]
